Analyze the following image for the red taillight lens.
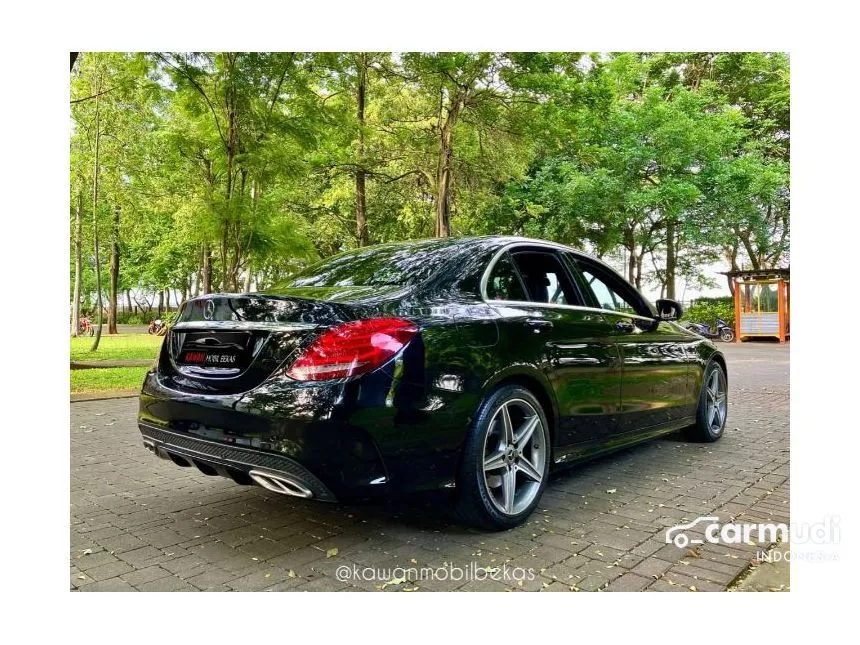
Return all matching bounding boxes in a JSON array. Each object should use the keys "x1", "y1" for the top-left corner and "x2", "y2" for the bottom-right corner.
[{"x1": 285, "y1": 317, "x2": 419, "y2": 381}]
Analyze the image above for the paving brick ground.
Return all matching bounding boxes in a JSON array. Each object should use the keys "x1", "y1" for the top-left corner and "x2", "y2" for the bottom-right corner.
[{"x1": 71, "y1": 342, "x2": 789, "y2": 592}]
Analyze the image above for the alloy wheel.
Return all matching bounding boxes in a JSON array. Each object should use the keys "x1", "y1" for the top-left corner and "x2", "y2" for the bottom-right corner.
[
  {"x1": 705, "y1": 368, "x2": 727, "y2": 434},
  {"x1": 482, "y1": 398, "x2": 547, "y2": 516}
]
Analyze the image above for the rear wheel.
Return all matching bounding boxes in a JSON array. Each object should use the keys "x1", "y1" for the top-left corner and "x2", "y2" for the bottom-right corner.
[
  {"x1": 456, "y1": 385, "x2": 551, "y2": 530},
  {"x1": 720, "y1": 328, "x2": 735, "y2": 342},
  {"x1": 686, "y1": 362, "x2": 728, "y2": 442}
]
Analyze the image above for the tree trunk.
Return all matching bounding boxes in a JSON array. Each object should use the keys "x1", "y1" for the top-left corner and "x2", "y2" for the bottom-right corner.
[
  {"x1": 126, "y1": 290, "x2": 132, "y2": 313},
  {"x1": 157, "y1": 290, "x2": 164, "y2": 316},
  {"x1": 243, "y1": 262, "x2": 253, "y2": 292},
  {"x1": 108, "y1": 204, "x2": 120, "y2": 334},
  {"x1": 725, "y1": 241, "x2": 739, "y2": 296},
  {"x1": 635, "y1": 249, "x2": 646, "y2": 291},
  {"x1": 71, "y1": 188, "x2": 83, "y2": 336},
  {"x1": 355, "y1": 53, "x2": 369, "y2": 246},
  {"x1": 435, "y1": 96, "x2": 461, "y2": 238},
  {"x1": 665, "y1": 218, "x2": 677, "y2": 300},
  {"x1": 221, "y1": 53, "x2": 238, "y2": 292},
  {"x1": 624, "y1": 228, "x2": 636, "y2": 285},
  {"x1": 202, "y1": 245, "x2": 212, "y2": 294},
  {"x1": 90, "y1": 75, "x2": 104, "y2": 352}
]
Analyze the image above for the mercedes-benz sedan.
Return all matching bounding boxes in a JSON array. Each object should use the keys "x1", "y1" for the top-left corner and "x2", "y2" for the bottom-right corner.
[{"x1": 138, "y1": 236, "x2": 727, "y2": 529}]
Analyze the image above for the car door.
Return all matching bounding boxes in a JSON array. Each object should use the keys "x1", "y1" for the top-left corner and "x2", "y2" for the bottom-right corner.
[
  {"x1": 484, "y1": 247, "x2": 622, "y2": 449},
  {"x1": 566, "y1": 255, "x2": 695, "y2": 435}
]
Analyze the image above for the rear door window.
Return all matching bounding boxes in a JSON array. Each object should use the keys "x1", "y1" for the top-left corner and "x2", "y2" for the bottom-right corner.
[
  {"x1": 510, "y1": 251, "x2": 581, "y2": 305},
  {"x1": 485, "y1": 252, "x2": 528, "y2": 301}
]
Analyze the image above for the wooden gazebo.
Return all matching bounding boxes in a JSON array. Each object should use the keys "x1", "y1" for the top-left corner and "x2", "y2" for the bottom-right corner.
[{"x1": 722, "y1": 268, "x2": 790, "y2": 343}]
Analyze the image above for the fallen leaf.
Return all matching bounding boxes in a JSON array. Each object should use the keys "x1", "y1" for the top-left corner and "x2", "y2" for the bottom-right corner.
[
  {"x1": 288, "y1": 570, "x2": 296, "y2": 578},
  {"x1": 689, "y1": 585, "x2": 697, "y2": 591},
  {"x1": 81, "y1": 548, "x2": 92, "y2": 555},
  {"x1": 380, "y1": 576, "x2": 406, "y2": 589},
  {"x1": 326, "y1": 548, "x2": 339, "y2": 558}
]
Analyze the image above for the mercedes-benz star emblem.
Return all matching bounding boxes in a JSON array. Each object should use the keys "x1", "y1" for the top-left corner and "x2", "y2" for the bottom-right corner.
[{"x1": 203, "y1": 299, "x2": 215, "y2": 321}]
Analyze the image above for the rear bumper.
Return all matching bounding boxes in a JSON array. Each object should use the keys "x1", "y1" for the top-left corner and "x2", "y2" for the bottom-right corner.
[
  {"x1": 138, "y1": 365, "x2": 477, "y2": 500},
  {"x1": 139, "y1": 421, "x2": 338, "y2": 501}
]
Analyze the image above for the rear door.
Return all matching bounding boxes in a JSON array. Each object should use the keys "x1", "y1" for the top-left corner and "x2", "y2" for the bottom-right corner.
[
  {"x1": 566, "y1": 256, "x2": 694, "y2": 434},
  {"x1": 485, "y1": 247, "x2": 622, "y2": 447}
]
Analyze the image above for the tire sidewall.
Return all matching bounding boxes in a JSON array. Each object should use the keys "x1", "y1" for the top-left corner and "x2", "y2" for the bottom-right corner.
[{"x1": 461, "y1": 385, "x2": 551, "y2": 529}]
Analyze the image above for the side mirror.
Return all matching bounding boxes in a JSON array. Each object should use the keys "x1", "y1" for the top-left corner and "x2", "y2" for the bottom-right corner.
[{"x1": 655, "y1": 298, "x2": 683, "y2": 321}]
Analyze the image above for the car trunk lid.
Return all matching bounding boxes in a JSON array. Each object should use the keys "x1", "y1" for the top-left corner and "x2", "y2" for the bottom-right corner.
[{"x1": 159, "y1": 293, "x2": 358, "y2": 394}]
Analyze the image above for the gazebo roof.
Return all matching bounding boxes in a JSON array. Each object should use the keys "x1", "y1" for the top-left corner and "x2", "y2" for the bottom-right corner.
[{"x1": 721, "y1": 267, "x2": 790, "y2": 281}]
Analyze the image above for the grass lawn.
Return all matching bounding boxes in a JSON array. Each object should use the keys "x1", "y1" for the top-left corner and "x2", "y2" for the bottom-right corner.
[
  {"x1": 70, "y1": 366, "x2": 150, "y2": 393},
  {"x1": 71, "y1": 333, "x2": 163, "y2": 362}
]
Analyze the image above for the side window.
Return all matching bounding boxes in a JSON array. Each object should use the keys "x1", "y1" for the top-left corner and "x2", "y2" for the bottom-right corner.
[
  {"x1": 511, "y1": 251, "x2": 579, "y2": 305},
  {"x1": 485, "y1": 252, "x2": 528, "y2": 301},
  {"x1": 578, "y1": 265, "x2": 639, "y2": 315}
]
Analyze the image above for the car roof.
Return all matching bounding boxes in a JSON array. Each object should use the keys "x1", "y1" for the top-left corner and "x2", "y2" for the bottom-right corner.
[{"x1": 368, "y1": 235, "x2": 590, "y2": 257}]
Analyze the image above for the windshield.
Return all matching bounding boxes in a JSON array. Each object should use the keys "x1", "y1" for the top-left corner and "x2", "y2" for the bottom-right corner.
[{"x1": 279, "y1": 240, "x2": 461, "y2": 289}]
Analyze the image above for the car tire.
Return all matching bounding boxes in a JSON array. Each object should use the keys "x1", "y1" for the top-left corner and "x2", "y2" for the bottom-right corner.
[
  {"x1": 685, "y1": 361, "x2": 728, "y2": 442},
  {"x1": 455, "y1": 384, "x2": 551, "y2": 530}
]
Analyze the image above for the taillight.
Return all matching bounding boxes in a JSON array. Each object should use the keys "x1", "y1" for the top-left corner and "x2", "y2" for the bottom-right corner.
[{"x1": 285, "y1": 317, "x2": 419, "y2": 381}]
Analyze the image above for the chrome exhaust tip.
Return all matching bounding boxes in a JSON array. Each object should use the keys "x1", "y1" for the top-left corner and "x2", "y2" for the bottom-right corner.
[
  {"x1": 143, "y1": 439, "x2": 156, "y2": 453},
  {"x1": 248, "y1": 469, "x2": 313, "y2": 499}
]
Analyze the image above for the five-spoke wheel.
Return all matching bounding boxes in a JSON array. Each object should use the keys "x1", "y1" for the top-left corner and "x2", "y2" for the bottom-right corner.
[
  {"x1": 457, "y1": 385, "x2": 551, "y2": 530},
  {"x1": 482, "y1": 398, "x2": 547, "y2": 516},
  {"x1": 687, "y1": 361, "x2": 728, "y2": 442}
]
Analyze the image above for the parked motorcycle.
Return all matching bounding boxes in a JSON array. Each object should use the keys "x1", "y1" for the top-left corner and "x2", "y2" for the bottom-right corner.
[
  {"x1": 683, "y1": 317, "x2": 735, "y2": 342},
  {"x1": 79, "y1": 316, "x2": 94, "y2": 337},
  {"x1": 148, "y1": 319, "x2": 166, "y2": 335}
]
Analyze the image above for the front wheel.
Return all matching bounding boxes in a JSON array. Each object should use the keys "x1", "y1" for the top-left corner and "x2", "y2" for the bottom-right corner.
[
  {"x1": 685, "y1": 361, "x2": 728, "y2": 442},
  {"x1": 456, "y1": 385, "x2": 551, "y2": 530},
  {"x1": 86, "y1": 326, "x2": 94, "y2": 337},
  {"x1": 720, "y1": 328, "x2": 735, "y2": 342}
]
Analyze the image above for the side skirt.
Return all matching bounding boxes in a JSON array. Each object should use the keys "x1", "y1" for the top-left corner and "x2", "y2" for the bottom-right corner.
[{"x1": 550, "y1": 417, "x2": 696, "y2": 470}]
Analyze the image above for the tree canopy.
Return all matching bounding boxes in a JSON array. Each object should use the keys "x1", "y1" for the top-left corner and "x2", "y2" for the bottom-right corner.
[{"x1": 70, "y1": 51, "x2": 790, "y2": 332}]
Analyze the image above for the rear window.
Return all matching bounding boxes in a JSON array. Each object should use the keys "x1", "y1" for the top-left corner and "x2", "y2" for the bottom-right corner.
[{"x1": 279, "y1": 241, "x2": 463, "y2": 288}]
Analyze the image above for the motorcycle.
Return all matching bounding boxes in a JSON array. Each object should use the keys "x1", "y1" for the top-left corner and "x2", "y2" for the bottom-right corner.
[
  {"x1": 79, "y1": 316, "x2": 94, "y2": 337},
  {"x1": 684, "y1": 317, "x2": 734, "y2": 342},
  {"x1": 148, "y1": 318, "x2": 166, "y2": 335}
]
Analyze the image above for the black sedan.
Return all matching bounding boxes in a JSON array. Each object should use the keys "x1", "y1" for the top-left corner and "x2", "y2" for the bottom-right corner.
[{"x1": 138, "y1": 236, "x2": 727, "y2": 529}]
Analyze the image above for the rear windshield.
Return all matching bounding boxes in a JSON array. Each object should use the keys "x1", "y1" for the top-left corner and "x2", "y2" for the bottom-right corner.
[{"x1": 279, "y1": 241, "x2": 462, "y2": 288}]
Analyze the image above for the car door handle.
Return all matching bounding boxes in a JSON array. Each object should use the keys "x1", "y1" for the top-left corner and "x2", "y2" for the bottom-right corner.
[
  {"x1": 524, "y1": 318, "x2": 554, "y2": 333},
  {"x1": 615, "y1": 320, "x2": 635, "y2": 333}
]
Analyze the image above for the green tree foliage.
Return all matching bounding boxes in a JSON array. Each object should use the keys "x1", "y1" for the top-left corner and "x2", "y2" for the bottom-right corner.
[{"x1": 70, "y1": 52, "x2": 789, "y2": 333}]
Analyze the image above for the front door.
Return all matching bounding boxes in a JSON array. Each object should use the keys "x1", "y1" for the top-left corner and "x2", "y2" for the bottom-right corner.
[{"x1": 570, "y1": 257, "x2": 694, "y2": 434}]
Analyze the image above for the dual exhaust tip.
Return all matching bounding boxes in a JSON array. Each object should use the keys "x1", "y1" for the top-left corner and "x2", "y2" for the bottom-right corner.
[{"x1": 248, "y1": 469, "x2": 314, "y2": 499}]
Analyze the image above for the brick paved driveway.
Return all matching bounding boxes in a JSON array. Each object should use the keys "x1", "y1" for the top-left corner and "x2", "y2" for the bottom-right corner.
[{"x1": 70, "y1": 342, "x2": 789, "y2": 592}]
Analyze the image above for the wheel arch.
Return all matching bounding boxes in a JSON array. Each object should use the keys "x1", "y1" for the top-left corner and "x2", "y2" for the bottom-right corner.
[
  {"x1": 483, "y1": 369, "x2": 559, "y2": 446},
  {"x1": 709, "y1": 351, "x2": 728, "y2": 385}
]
